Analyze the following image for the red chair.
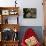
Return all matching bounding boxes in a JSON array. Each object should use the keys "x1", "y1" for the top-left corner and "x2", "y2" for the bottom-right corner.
[{"x1": 21, "y1": 28, "x2": 41, "y2": 46}]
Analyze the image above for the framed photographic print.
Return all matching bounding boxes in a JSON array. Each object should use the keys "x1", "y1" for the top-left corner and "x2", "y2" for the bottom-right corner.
[
  {"x1": 9, "y1": 9, "x2": 18, "y2": 15},
  {"x1": 23, "y1": 8, "x2": 37, "y2": 18},
  {"x1": 2, "y1": 10, "x2": 9, "y2": 15}
]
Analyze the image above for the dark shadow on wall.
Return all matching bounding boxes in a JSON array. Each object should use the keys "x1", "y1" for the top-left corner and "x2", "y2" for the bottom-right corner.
[{"x1": 18, "y1": 26, "x2": 44, "y2": 46}]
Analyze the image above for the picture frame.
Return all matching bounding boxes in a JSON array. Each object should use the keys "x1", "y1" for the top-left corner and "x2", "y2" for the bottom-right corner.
[
  {"x1": 9, "y1": 10, "x2": 18, "y2": 15},
  {"x1": 23, "y1": 8, "x2": 36, "y2": 18},
  {"x1": 9, "y1": 12, "x2": 17, "y2": 15},
  {"x1": 2, "y1": 10, "x2": 9, "y2": 15}
]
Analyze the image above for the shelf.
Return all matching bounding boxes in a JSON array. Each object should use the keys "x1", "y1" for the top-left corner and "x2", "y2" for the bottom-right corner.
[
  {"x1": 0, "y1": 7, "x2": 19, "y2": 46},
  {"x1": 2, "y1": 40, "x2": 19, "y2": 43},
  {"x1": 0, "y1": 7, "x2": 19, "y2": 10},
  {"x1": 0, "y1": 7, "x2": 19, "y2": 16},
  {"x1": 1, "y1": 15, "x2": 19, "y2": 24},
  {"x1": 2, "y1": 13, "x2": 18, "y2": 16},
  {"x1": 0, "y1": 7, "x2": 19, "y2": 24},
  {"x1": 0, "y1": 24, "x2": 19, "y2": 31}
]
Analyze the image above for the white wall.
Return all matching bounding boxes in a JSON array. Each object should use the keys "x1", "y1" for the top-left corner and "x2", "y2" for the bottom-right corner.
[
  {"x1": 18, "y1": 0, "x2": 44, "y2": 26},
  {"x1": 0, "y1": 0, "x2": 15, "y2": 7},
  {"x1": 0, "y1": 0, "x2": 44, "y2": 26}
]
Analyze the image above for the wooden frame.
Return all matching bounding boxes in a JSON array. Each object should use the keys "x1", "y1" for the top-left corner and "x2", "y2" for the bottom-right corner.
[
  {"x1": 23, "y1": 8, "x2": 37, "y2": 18},
  {"x1": 0, "y1": 7, "x2": 19, "y2": 46},
  {"x1": 0, "y1": 7, "x2": 19, "y2": 15},
  {"x1": 0, "y1": 7, "x2": 19, "y2": 24},
  {"x1": 2, "y1": 10, "x2": 9, "y2": 15}
]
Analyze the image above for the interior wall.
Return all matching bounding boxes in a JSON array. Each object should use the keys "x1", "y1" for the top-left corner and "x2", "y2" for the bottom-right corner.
[
  {"x1": 0, "y1": 0, "x2": 44, "y2": 26},
  {"x1": 0, "y1": 0, "x2": 15, "y2": 7},
  {"x1": 18, "y1": 0, "x2": 44, "y2": 26}
]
